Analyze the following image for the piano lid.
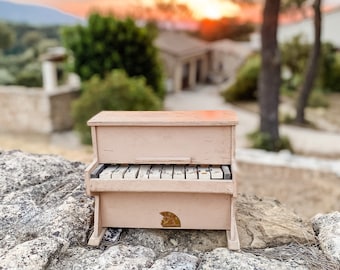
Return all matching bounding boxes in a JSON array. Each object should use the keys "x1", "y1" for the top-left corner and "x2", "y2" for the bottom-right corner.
[{"x1": 87, "y1": 110, "x2": 238, "y2": 127}]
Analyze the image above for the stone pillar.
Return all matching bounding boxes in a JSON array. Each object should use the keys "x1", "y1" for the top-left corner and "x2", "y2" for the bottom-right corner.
[
  {"x1": 173, "y1": 62, "x2": 183, "y2": 93},
  {"x1": 42, "y1": 60, "x2": 57, "y2": 93},
  {"x1": 188, "y1": 59, "x2": 197, "y2": 89}
]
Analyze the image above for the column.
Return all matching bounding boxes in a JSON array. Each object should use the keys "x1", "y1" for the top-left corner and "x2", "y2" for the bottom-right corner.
[
  {"x1": 173, "y1": 62, "x2": 183, "y2": 93},
  {"x1": 42, "y1": 60, "x2": 57, "y2": 93}
]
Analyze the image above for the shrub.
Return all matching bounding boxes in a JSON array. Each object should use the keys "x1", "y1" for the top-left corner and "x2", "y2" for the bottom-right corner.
[
  {"x1": 15, "y1": 62, "x2": 42, "y2": 87},
  {"x1": 222, "y1": 54, "x2": 259, "y2": 102},
  {"x1": 307, "y1": 90, "x2": 329, "y2": 108},
  {"x1": 247, "y1": 130, "x2": 293, "y2": 152},
  {"x1": 72, "y1": 70, "x2": 162, "y2": 144},
  {"x1": 61, "y1": 13, "x2": 165, "y2": 99},
  {"x1": 0, "y1": 69, "x2": 15, "y2": 85}
]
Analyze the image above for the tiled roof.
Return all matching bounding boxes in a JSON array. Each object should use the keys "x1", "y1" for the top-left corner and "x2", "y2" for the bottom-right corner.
[{"x1": 155, "y1": 31, "x2": 209, "y2": 57}]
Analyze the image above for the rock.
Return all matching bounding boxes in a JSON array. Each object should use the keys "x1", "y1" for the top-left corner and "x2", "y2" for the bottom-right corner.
[
  {"x1": 50, "y1": 244, "x2": 155, "y2": 270},
  {"x1": 0, "y1": 150, "x2": 333, "y2": 269},
  {"x1": 150, "y1": 252, "x2": 198, "y2": 270},
  {"x1": 312, "y1": 212, "x2": 340, "y2": 264},
  {"x1": 198, "y1": 248, "x2": 307, "y2": 270},
  {"x1": 0, "y1": 237, "x2": 64, "y2": 270},
  {"x1": 89, "y1": 244, "x2": 155, "y2": 269},
  {"x1": 0, "y1": 150, "x2": 93, "y2": 251},
  {"x1": 119, "y1": 229, "x2": 227, "y2": 256},
  {"x1": 237, "y1": 194, "x2": 315, "y2": 248}
]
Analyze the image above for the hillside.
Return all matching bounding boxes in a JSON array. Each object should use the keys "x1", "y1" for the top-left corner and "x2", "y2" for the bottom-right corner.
[{"x1": 0, "y1": 0, "x2": 83, "y2": 25}]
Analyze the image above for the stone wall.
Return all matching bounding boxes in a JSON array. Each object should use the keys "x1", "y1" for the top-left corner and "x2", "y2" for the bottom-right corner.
[{"x1": 0, "y1": 75, "x2": 80, "y2": 134}]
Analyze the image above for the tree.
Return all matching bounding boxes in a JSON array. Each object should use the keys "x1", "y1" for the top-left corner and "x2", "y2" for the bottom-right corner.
[
  {"x1": 61, "y1": 13, "x2": 165, "y2": 99},
  {"x1": 295, "y1": 0, "x2": 322, "y2": 124},
  {"x1": 258, "y1": 0, "x2": 281, "y2": 150},
  {"x1": 0, "y1": 22, "x2": 15, "y2": 52},
  {"x1": 72, "y1": 70, "x2": 162, "y2": 143},
  {"x1": 21, "y1": 30, "x2": 44, "y2": 57}
]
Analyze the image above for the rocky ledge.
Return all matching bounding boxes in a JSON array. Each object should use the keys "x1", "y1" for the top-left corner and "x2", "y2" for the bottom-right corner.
[{"x1": 0, "y1": 150, "x2": 339, "y2": 269}]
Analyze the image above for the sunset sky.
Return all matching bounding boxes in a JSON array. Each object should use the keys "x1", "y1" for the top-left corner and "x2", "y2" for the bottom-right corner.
[
  {"x1": 6, "y1": 0, "x2": 241, "y2": 19},
  {"x1": 6, "y1": 0, "x2": 340, "y2": 20}
]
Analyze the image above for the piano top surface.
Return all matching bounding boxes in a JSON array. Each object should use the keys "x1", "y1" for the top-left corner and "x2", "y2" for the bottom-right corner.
[{"x1": 87, "y1": 110, "x2": 238, "y2": 127}]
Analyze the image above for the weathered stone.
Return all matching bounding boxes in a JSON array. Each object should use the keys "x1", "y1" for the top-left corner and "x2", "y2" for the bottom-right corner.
[
  {"x1": 0, "y1": 150, "x2": 333, "y2": 269},
  {"x1": 312, "y1": 211, "x2": 340, "y2": 264},
  {"x1": 91, "y1": 244, "x2": 156, "y2": 270},
  {"x1": 198, "y1": 248, "x2": 307, "y2": 270},
  {"x1": 0, "y1": 150, "x2": 93, "y2": 251},
  {"x1": 0, "y1": 237, "x2": 64, "y2": 270},
  {"x1": 150, "y1": 252, "x2": 198, "y2": 270},
  {"x1": 120, "y1": 229, "x2": 227, "y2": 256},
  {"x1": 236, "y1": 194, "x2": 315, "y2": 248},
  {"x1": 49, "y1": 247, "x2": 102, "y2": 270}
]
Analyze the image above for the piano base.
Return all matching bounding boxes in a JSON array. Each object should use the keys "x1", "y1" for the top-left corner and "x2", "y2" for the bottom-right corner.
[
  {"x1": 87, "y1": 190, "x2": 240, "y2": 250},
  {"x1": 88, "y1": 228, "x2": 106, "y2": 246}
]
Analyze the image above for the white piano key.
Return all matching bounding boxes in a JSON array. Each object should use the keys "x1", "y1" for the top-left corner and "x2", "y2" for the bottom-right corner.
[
  {"x1": 210, "y1": 166, "x2": 224, "y2": 179},
  {"x1": 137, "y1": 165, "x2": 151, "y2": 179},
  {"x1": 185, "y1": 165, "x2": 198, "y2": 180},
  {"x1": 148, "y1": 165, "x2": 163, "y2": 179},
  {"x1": 111, "y1": 165, "x2": 128, "y2": 179},
  {"x1": 99, "y1": 165, "x2": 119, "y2": 179},
  {"x1": 173, "y1": 165, "x2": 185, "y2": 180},
  {"x1": 124, "y1": 165, "x2": 140, "y2": 179},
  {"x1": 221, "y1": 165, "x2": 231, "y2": 179},
  {"x1": 198, "y1": 166, "x2": 211, "y2": 180},
  {"x1": 161, "y1": 165, "x2": 173, "y2": 179}
]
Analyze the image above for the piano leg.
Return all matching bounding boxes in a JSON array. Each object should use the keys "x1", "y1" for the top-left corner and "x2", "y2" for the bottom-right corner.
[
  {"x1": 226, "y1": 197, "x2": 240, "y2": 250},
  {"x1": 88, "y1": 195, "x2": 107, "y2": 246}
]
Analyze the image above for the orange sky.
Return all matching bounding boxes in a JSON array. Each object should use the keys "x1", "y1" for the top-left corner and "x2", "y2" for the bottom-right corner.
[
  {"x1": 7, "y1": 0, "x2": 340, "y2": 23},
  {"x1": 8, "y1": 0, "x2": 243, "y2": 19}
]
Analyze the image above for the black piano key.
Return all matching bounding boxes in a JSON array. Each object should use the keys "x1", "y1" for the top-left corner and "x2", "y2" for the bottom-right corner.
[{"x1": 91, "y1": 164, "x2": 106, "y2": 178}]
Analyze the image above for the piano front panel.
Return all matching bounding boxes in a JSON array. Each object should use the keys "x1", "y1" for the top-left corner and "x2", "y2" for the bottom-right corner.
[
  {"x1": 100, "y1": 192, "x2": 232, "y2": 230},
  {"x1": 94, "y1": 126, "x2": 233, "y2": 165}
]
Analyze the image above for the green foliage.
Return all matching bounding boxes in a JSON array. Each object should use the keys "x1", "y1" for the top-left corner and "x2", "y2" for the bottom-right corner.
[
  {"x1": 15, "y1": 62, "x2": 42, "y2": 87},
  {"x1": 21, "y1": 30, "x2": 43, "y2": 48},
  {"x1": 4, "y1": 23, "x2": 61, "y2": 55},
  {"x1": 61, "y1": 13, "x2": 165, "y2": 99},
  {"x1": 222, "y1": 54, "x2": 259, "y2": 102},
  {"x1": 281, "y1": 35, "x2": 340, "y2": 94},
  {"x1": 320, "y1": 44, "x2": 340, "y2": 92},
  {"x1": 0, "y1": 68, "x2": 15, "y2": 85},
  {"x1": 307, "y1": 90, "x2": 329, "y2": 108},
  {"x1": 281, "y1": 34, "x2": 309, "y2": 75},
  {"x1": 0, "y1": 22, "x2": 15, "y2": 51},
  {"x1": 247, "y1": 130, "x2": 293, "y2": 152},
  {"x1": 72, "y1": 70, "x2": 162, "y2": 144}
]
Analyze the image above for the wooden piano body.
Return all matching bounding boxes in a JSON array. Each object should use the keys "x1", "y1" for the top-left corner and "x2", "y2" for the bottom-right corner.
[{"x1": 85, "y1": 110, "x2": 240, "y2": 250}]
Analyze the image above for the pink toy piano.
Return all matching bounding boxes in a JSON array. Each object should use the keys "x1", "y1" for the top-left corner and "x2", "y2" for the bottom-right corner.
[{"x1": 85, "y1": 110, "x2": 240, "y2": 250}]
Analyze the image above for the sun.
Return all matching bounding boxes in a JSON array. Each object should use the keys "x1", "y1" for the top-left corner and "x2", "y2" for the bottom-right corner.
[
  {"x1": 186, "y1": 0, "x2": 240, "y2": 20},
  {"x1": 204, "y1": 5, "x2": 223, "y2": 20}
]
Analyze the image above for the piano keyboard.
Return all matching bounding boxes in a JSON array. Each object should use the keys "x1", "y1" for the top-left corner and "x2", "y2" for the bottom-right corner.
[{"x1": 92, "y1": 164, "x2": 231, "y2": 180}]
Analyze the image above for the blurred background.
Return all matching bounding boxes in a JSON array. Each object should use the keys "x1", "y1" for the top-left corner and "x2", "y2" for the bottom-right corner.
[{"x1": 0, "y1": 0, "x2": 339, "y2": 218}]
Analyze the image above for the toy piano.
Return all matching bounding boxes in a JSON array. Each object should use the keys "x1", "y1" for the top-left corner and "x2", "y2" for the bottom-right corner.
[{"x1": 85, "y1": 110, "x2": 240, "y2": 250}]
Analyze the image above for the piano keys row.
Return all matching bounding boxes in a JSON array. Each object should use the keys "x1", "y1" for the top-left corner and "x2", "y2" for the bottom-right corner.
[{"x1": 92, "y1": 164, "x2": 232, "y2": 180}]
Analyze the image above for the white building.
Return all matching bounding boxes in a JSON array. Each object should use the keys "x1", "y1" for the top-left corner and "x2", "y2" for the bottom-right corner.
[{"x1": 278, "y1": 7, "x2": 340, "y2": 47}]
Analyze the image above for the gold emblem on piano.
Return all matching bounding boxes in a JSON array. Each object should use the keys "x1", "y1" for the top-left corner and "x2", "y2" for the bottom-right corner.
[{"x1": 160, "y1": 211, "x2": 181, "y2": 227}]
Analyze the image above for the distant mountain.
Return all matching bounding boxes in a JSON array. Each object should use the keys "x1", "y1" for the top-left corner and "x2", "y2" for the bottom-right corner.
[{"x1": 0, "y1": 0, "x2": 84, "y2": 25}]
